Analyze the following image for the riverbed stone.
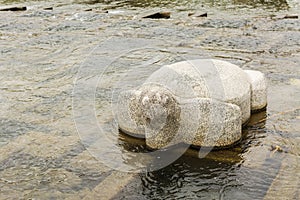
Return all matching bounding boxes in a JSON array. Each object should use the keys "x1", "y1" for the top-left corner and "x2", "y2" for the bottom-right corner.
[{"x1": 117, "y1": 59, "x2": 267, "y2": 149}]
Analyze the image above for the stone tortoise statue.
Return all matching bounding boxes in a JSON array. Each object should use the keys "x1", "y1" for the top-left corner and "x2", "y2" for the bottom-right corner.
[{"x1": 116, "y1": 59, "x2": 267, "y2": 149}]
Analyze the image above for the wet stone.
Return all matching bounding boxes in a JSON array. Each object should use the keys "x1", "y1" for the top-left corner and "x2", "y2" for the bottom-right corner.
[
  {"x1": 43, "y1": 7, "x2": 53, "y2": 10},
  {"x1": 0, "y1": 6, "x2": 27, "y2": 12},
  {"x1": 283, "y1": 14, "x2": 298, "y2": 19},
  {"x1": 143, "y1": 12, "x2": 171, "y2": 19},
  {"x1": 274, "y1": 14, "x2": 299, "y2": 19},
  {"x1": 189, "y1": 12, "x2": 208, "y2": 17},
  {"x1": 117, "y1": 59, "x2": 267, "y2": 149}
]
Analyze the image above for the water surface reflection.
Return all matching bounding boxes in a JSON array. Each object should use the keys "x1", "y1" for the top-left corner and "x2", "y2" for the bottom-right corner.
[
  {"x1": 0, "y1": 0, "x2": 299, "y2": 198},
  {"x1": 75, "y1": 0, "x2": 291, "y2": 10},
  {"x1": 115, "y1": 110, "x2": 283, "y2": 199}
]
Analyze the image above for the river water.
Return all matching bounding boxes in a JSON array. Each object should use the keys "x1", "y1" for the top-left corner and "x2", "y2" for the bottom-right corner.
[{"x1": 0, "y1": 0, "x2": 299, "y2": 199}]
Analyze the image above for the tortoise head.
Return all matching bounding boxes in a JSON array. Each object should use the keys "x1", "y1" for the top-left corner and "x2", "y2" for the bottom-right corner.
[{"x1": 129, "y1": 84, "x2": 181, "y2": 149}]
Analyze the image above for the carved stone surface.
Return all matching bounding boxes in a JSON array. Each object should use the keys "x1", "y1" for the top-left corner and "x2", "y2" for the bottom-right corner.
[{"x1": 117, "y1": 59, "x2": 267, "y2": 149}]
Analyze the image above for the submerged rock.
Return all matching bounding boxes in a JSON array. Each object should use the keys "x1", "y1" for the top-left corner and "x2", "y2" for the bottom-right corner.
[
  {"x1": 117, "y1": 59, "x2": 267, "y2": 149},
  {"x1": 0, "y1": 6, "x2": 27, "y2": 11},
  {"x1": 282, "y1": 14, "x2": 298, "y2": 19},
  {"x1": 143, "y1": 12, "x2": 170, "y2": 19},
  {"x1": 274, "y1": 14, "x2": 298, "y2": 20},
  {"x1": 43, "y1": 7, "x2": 53, "y2": 11},
  {"x1": 188, "y1": 12, "x2": 208, "y2": 17}
]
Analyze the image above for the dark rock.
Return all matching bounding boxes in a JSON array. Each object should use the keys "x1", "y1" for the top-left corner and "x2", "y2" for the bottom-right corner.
[
  {"x1": 274, "y1": 14, "x2": 298, "y2": 20},
  {"x1": 43, "y1": 7, "x2": 53, "y2": 10},
  {"x1": 196, "y1": 13, "x2": 207, "y2": 17},
  {"x1": 143, "y1": 12, "x2": 170, "y2": 19},
  {"x1": 283, "y1": 14, "x2": 298, "y2": 19},
  {"x1": 196, "y1": 12, "x2": 207, "y2": 17},
  {"x1": 188, "y1": 12, "x2": 207, "y2": 17},
  {"x1": 0, "y1": 6, "x2": 27, "y2": 11},
  {"x1": 84, "y1": 8, "x2": 93, "y2": 11}
]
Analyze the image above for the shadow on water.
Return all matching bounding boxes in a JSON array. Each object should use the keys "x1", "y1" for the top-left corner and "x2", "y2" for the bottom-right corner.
[
  {"x1": 0, "y1": 0, "x2": 298, "y2": 197},
  {"x1": 139, "y1": 156, "x2": 236, "y2": 199},
  {"x1": 75, "y1": 0, "x2": 291, "y2": 10},
  {"x1": 116, "y1": 110, "x2": 283, "y2": 199},
  {"x1": 118, "y1": 131, "x2": 241, "y2": 199}
]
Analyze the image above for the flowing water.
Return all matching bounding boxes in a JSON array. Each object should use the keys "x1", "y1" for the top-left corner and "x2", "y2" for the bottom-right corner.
[{"x1": 0, "y1": 0, "x2": 299, "y2": 199}]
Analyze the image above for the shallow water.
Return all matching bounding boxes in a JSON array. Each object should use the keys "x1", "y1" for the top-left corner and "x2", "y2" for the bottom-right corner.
[{"x1": 0, "y1": 0, "x2": 299, "y2": 199}]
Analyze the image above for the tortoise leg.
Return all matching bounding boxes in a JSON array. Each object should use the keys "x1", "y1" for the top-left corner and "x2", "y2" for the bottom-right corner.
[
  {"x1": 145, "y1": 97, "x2": 243, "y2": 149},
  {"x1": 244, "y1": 70, "x2": 267, "y2": 112},
  {"x1": 181, "y1": 98, "x2": 242, "y2": 148}
]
